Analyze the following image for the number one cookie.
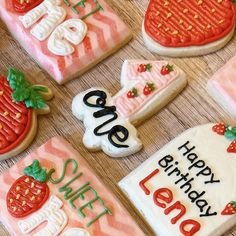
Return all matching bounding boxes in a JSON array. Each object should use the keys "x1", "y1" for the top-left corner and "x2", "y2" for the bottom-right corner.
[{"x1": 72, "y1": 60, "x2": 187, "y2": 158}]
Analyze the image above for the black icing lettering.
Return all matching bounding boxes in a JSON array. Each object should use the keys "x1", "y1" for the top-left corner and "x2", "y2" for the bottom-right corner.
[
  {"x1": 83, "y1": 90, "x2": 107, "y2": 108},
  {"x1": 196, "y1": 166, "x2": 211, "y2": 177},
  {"x1": 108, "y1": 125, "x2": 129, "y2": 148},
  {"x1": 186, "y1": 153, "x2": 198, "y2": 163},
  {"x1": 93, "y1": 108, "x2": 118, "y2": 136},
  {"x1": 158, "y1": 155, "x2": 174, "y2": 168},
  {"x1": 178, "y1": 141, "x2": 195, "y2": 156},
  {"x1": 180, "y1": 177, "x2": 194, "y2": 194},
  {"x1": 188, "y1": 191, "x2": 206, "y2": 203},
  {"x1": 175, "y1": 173, "x2": 189, "y2": 185},
  {"x1": 164, "y1": 164, "x2": 173, "y2": 172},
  {"x1": 188, "y1": 160, "x2": 205, "y2": 171},
  {"x1": 204, "y1": 173, "x2": 220, "y2": 185},
  {"x1": 196, "y1": 199, "x2": 208, "y2": 213},
  {"x1": 200, "y1": 206, "x2": 217, "y2": 217},
  {"x1": 83, "y1": 90, "x2": 130, "y2": 149},
  {"x1": 167, "y1": 167, "x2": 181, "y2": 177}
]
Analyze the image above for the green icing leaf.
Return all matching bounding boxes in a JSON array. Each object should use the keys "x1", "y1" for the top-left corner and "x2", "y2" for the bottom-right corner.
[
  {"x1": 25, "y1": 90, "x2": 45, "y2": 109},
  {"x1": 225, "y1": 127, "x2": 236, "y2": 140},
  {"x1": 24, "y1": 160, "x2": 47, "y2": 183},
  {"x1": 12, "y1": 87, "x2": 31, "y2": 102},
  {"x1": 7, "y1": 68, "x2": 47, "y2": 109}
]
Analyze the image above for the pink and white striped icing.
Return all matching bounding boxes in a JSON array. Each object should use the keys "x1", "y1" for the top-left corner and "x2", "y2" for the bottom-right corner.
[
  {"x1": 113, "y1": 61, "x2": 179, "y2": 118},
  {"x1": 0, "y1": 0, "x2": 131, "y2": 84}
]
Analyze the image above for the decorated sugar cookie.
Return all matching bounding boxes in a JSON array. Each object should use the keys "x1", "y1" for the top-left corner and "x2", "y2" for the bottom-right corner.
[
  {"x1": 207, "y1": 55, "x2": 236, "y2": 118},
  {"x1": 0, "y1": 68, "x2": 53, "y2": 161},
  {"x1": 143, "y1": 0, "x2": 236, "y2": 57},
  {"x1": 0, "y1": 0, "x2": 132, "y2": 84},
  {"x1": 72, "y1": 60, "x2": 187, "y2": 157},
  {"x1": 119, "y1": 123, "x2": 236, "y2": 236},
  {"x1": 0, "y1": 137, "x2": 145, "y2": 236}
]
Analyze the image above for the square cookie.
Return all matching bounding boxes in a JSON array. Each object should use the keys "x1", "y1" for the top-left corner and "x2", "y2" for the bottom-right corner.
[
  {"x1": 119, "y1": 123, "x2": 236, "y2": 236},
  {"x1": 0, "y1": 137, "x2": 144, "y2": 236},
  {"x1": 0, "y1": 0, "x2": 132, "y2": 84}
]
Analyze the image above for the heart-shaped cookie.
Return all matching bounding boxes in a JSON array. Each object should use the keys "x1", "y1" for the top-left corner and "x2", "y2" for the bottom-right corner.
[
  {"x1": 143, "y1": 0, "x2": 236, "y2": 57},
  {"x1": 12, "y1": 0, "x2": 43, "y2": 13}
]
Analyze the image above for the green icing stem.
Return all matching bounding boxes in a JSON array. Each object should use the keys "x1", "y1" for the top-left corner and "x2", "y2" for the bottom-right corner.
[
  {"x1": 48, "y1": 159, "x2": 78, "y2": 184},
  {"x1": 24, "y1": 160, "x2": 47, "y2": 183}
]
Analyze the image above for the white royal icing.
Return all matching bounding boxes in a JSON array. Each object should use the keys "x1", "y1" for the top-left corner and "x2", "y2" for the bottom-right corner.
[
  {"x1": 48, "y1": 19, "x2": 87, "y2": 56},
  {"x1": 119, "y1": 124, "x2": 236, "y2": 236},
  {"x1": 18, "y1": 195, "x2": 68, "y2": 236},
  {"x1": 72, "y1": 60, "x2": 187, "y2": 157},
  {"x1": 19, "y1": 0, "x2": 66, "y2": 41},
  {"x1": 61, "y1": 228, "x2": 91, "y2": 236},
  {"x1": 72, "y1": 87, "x2": 142, "y2": 158}
]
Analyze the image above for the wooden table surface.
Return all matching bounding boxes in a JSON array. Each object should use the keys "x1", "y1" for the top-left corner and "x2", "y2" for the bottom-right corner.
[{"x1": 0, "y1": 1, "x2": 236, "y2": 236}]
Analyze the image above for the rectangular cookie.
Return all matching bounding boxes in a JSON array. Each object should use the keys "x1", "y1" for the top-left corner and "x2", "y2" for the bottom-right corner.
[
  {"x1": 207, "y1": 55, "x2": 236, "y2": 118},
  {"x1": 0, "y1": 137, "x2": 144, "y2": 236},
  {"x1": 119, "y1": 123, "x2": 236, "y2": 236},
  {"x1": 0, "y1": 0, "x2": 132, "y2": 84}
]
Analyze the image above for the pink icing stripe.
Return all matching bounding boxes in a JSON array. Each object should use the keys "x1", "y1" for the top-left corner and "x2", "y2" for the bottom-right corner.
[{"x1": 114, "y1": 62, "x2": 179, "y2": 118}]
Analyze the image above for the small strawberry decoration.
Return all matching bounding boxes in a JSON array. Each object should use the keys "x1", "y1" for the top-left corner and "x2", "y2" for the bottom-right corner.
[
  {"x1": 127, "y1": 88, "x2": 138, "y2": 98},
  {"x1": 161, "y1": 64, "x2": 174, "y2": 75},
  {"x1": 6, "y1": 160, "x2": 49, "y2": 218},
  {"x1": 212, "y1": 123, "x2": 236, "y2": 154},
  {"x1": 143, "y1": 82, "x2": 155, "y2": 96},
  {"x1": 221, "y1": 201, "x2": 236, "y2": 215},
  {"x1": 212, "y1": 123, "x2": 226, "y2": 135},
  {"x1": 227, "y1": 141, "x2": 236, "y2": 153},
  {"x1": 137, "y1": 63, "x2": 152, "y2": 73}
]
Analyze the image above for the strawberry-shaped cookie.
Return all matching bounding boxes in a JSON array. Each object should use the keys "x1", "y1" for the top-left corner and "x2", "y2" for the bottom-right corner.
[
  {"x1": 143, "y1": 0, "x2": 236, "y2": 57},
  {"x1": 12, "y1": 0, "x2": 43, "y2": 13},
  {"x1": 0, "y1": 68, "x2": 53, "y2": 161},
  {"x1": 6, "y1": 160, "x2": 49, "y2": 218}
]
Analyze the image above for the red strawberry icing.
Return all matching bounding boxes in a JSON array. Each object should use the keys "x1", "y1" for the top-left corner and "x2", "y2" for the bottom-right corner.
[
  {"x1": 0, "y1": 76, "x2": 32, "y2": 154},
  {"x1": 144, "y1": 0, "x2": 236, "y2": 47}
]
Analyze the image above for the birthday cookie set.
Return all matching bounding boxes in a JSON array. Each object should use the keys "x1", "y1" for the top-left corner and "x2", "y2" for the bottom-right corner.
[
  {"x1": 0, "y1": 0, "x2": 132, "y2": 84},
  {"x1": 72, "y1": 60, "x2": 187, "y2": 158},
  {"x1": 207, "y1": 54, "x2": 236, "y2": 118},
  {"x1": 142, "y1": 0, "x2": 236, "y2": 57},
  {"x1": 119, "y1": 123, "x2": 236, "y2": 236},
  {"x1": 0, "y1": 68, "x2": 53, "y2": 161},
  {"x1": 0, "y1": 137, "x2": 145, "y2": 236}
]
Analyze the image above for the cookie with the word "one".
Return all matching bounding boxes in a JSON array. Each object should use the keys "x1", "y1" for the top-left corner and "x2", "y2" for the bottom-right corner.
[
  {"x1": 72, "y1": 60, "x2": 187, "y2": 158},
  {"x1": 0, "y1": 68, "x2": 53, "y2": 160},
  {"x1": 143, "y1": 0, "x2": 236, "y2": 57},
  {"x1": 119, "y1": 123, "x2": 236, "y2": 236}
]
